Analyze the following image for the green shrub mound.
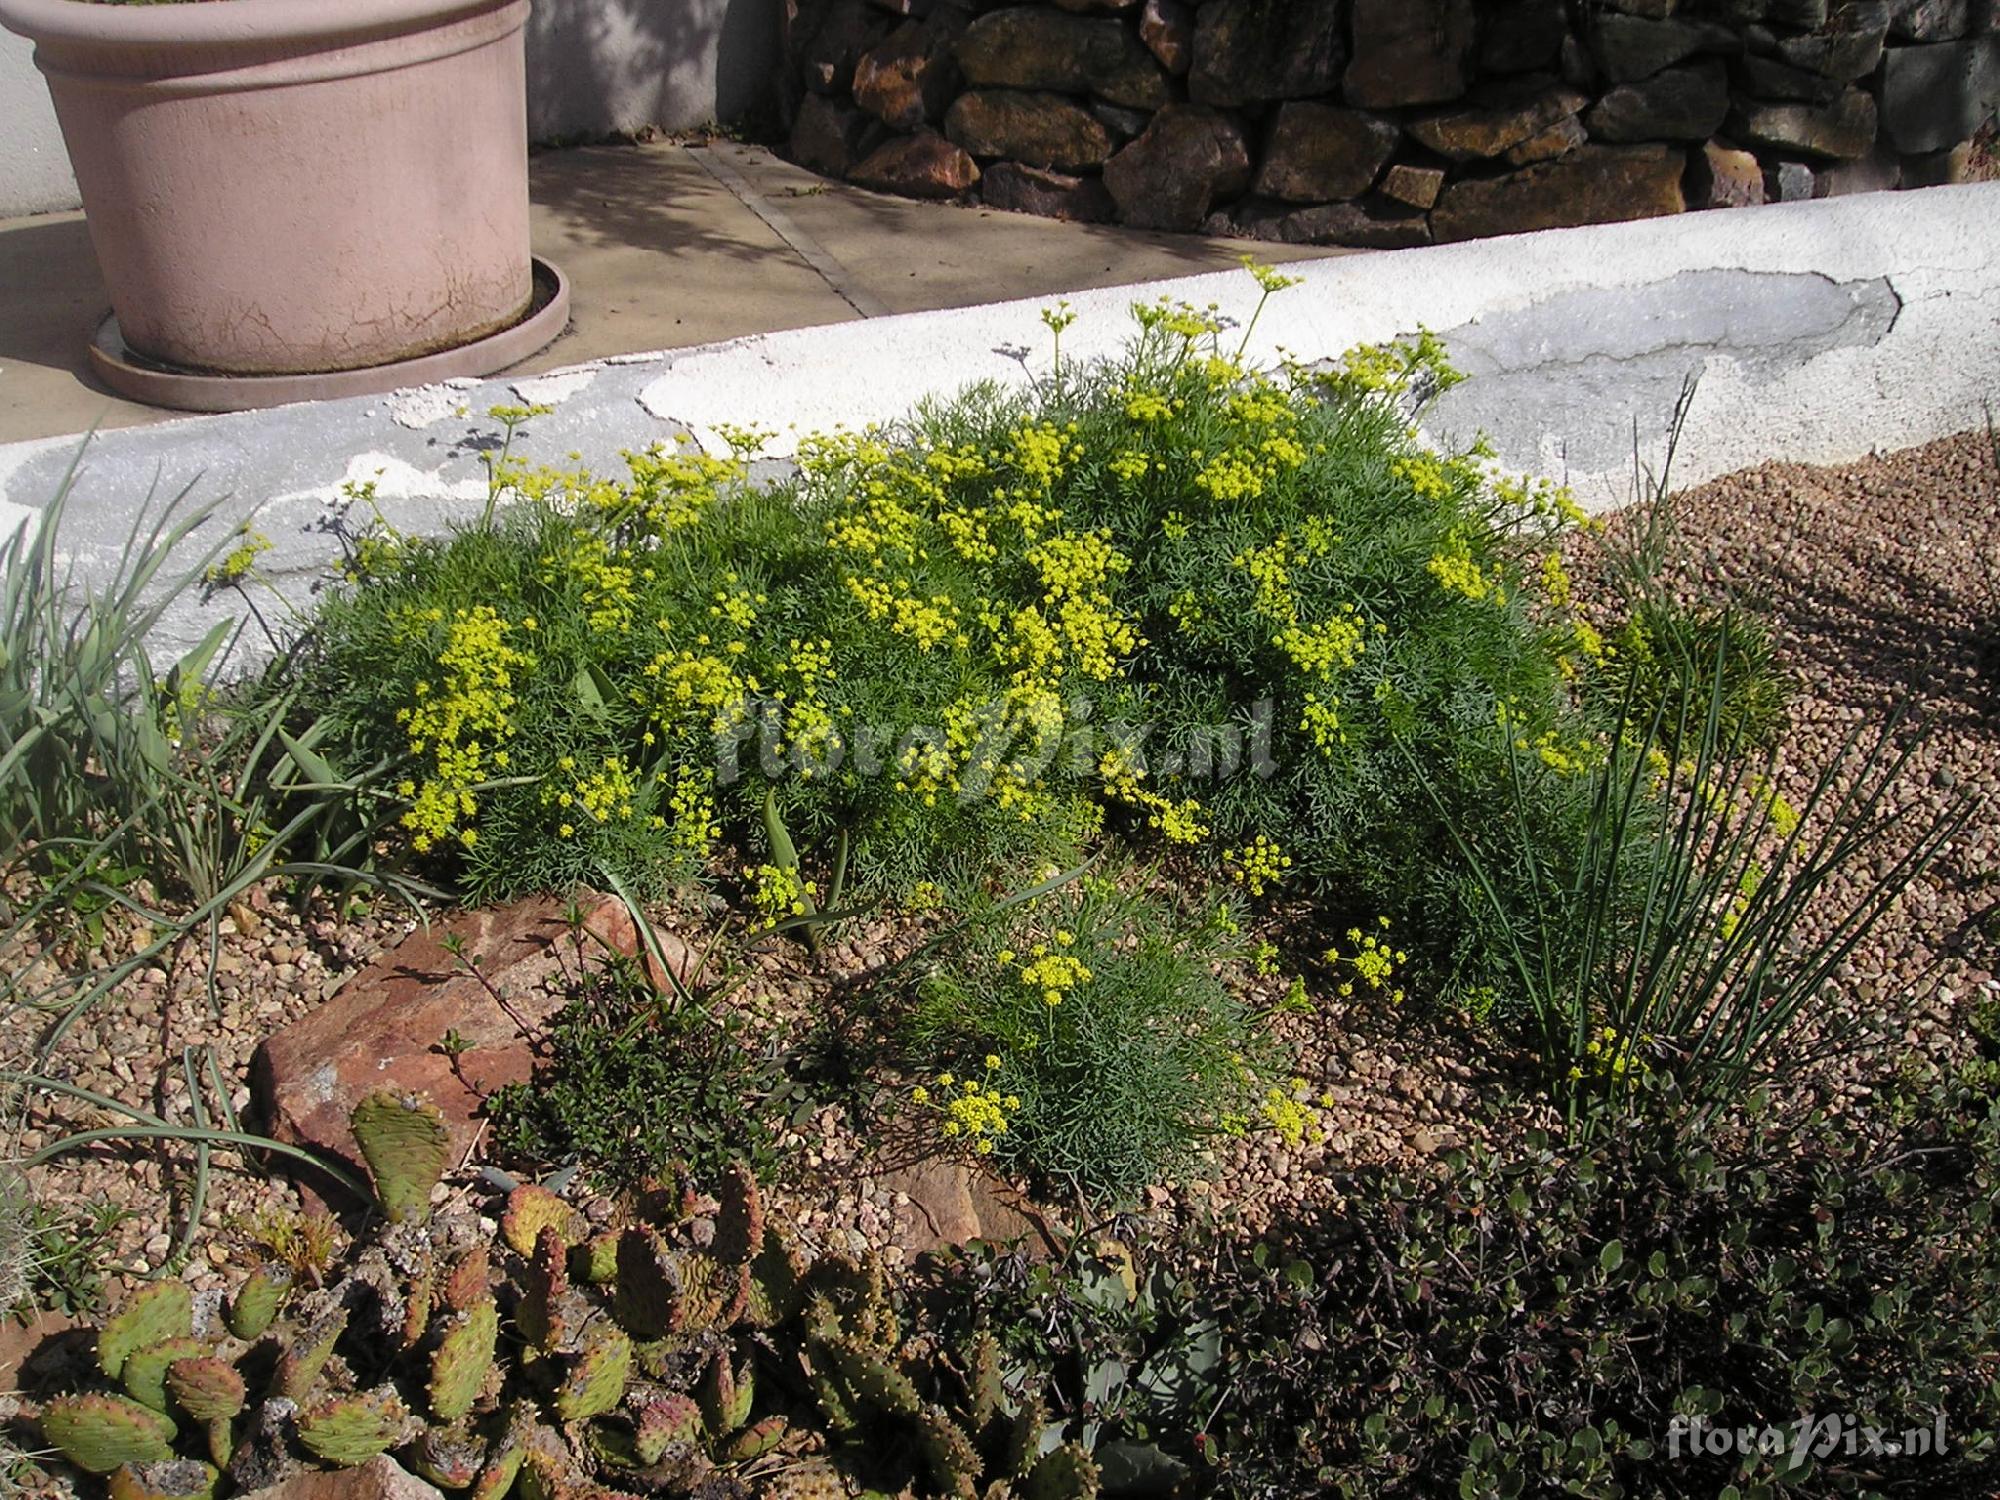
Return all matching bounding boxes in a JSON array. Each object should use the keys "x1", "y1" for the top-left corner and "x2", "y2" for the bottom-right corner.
[{"x1": 305, "y1": 285, "x2": 1609, "y2": 993}]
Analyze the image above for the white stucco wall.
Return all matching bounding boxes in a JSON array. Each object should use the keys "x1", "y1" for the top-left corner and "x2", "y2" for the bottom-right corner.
[
  {"x1": 0, "y1": 0, "x2": 780, "y2": 218},
  {"x1": 0, "y1": 26, "x2": 78, "y2": 216}
]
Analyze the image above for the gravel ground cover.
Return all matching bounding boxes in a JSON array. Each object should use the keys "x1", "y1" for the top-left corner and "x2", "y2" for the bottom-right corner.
[{"x1": 4, "y1": 427, "x2": 1995, "y2": 1460}]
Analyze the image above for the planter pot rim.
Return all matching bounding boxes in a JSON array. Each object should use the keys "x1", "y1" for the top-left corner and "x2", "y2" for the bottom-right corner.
[{"x1": 0, "y1": 0, "x2": 514, "y2": 53}]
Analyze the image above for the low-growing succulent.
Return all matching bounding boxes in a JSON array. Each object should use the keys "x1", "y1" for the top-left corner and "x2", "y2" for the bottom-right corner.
[
  {"x1": 38, "y1": 1092, "x2": 1159, "y2": 1500},
  {"x1": 349, "y1": 1092, "x2": 451, "y2": 1225}
]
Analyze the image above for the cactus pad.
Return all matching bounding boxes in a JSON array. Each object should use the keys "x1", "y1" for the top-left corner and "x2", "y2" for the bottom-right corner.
[
  {"x1": 164, "y1": 1358, "x2": 245, "y2": 1424},
  {"x1": 820, "y1": 1336, "x2": 921, "y2": 1421},
  {"x1": 41, "y1": 1393, "x2": 178, "y2": 1473},
  {"x1": 962, "y1": 1331, "x2": 1006, "y2": 1432},
  {"x1": 399, "y1": 1256, "x2": 437, "y2": 1351},
  {"x1": 629, "y1": 1392, "x2": 703, "y2": 1466},
  {"x1": 409, "y1": 1423, "x2": 488, "y2": 1489},
  {"x1": 517, "y1": 1228, "x2": 573, "y2": 1355},
  {"x1": 611, "y1": 1228, "x2": 678, "y2": 1338},
  {"x1": 296, "y1": 1388, "x2": 411, "y2": 1467},
  {"x1": 744, "y1": 1227, "x2": 807, "y2": 1330},
  {"x1": 120, "y1": 1337, "x2": 206, "y2": 1414},
  {"x1": 578, "y1": 1231, "x2": 620, "y2": 1285},
  {"x1": 696, "y1": 1347, "x2": 755, "y2": 1436},
  {"x1": 759, "y1": 1457, "x2": 850, "y2": 1500},
  {"x1": 674, "y1": 1250, "x2": 748, "y2": 1334},
  {"x1": 711, "y1": 1163, "x2": 764, "y2": 1265},
  {"x1": 274, "y1": 1305, "x2": 348, "y2": 1402},
  {"x1": 721, "y1": 1413, "x2": 788, "y2": 1464},
  {"x1": 915, "y1": 1403, "x2": 983, "y2": 1499},
  {"x1": 106, "y1": 1458, "x2": 218, "y2": 1500},
  {"x1": 98, "y1": 1283, "x2": 194, "y2": 1382},
  {"x1": 553, "y1": 1323, "x2": 631, "y2": 1422},
  {"x1": 350, "y1": 1091, "x2": 451, "y2": 1224},
  {"x1": 1021, "y1": 1442, "x2": 1100, "y2": 1500},
  {"x1": 429, "y1": 1297, "x2": 500, "y2": 1423},
  {"x1": 441, "y1": 1245, "x2": 493, "y2": 1312},
  {"x1": 500, "y1": 1184, "x2": 586, "y2": 1257},
  {"x1": 225, "y1": 1264, "x2": 292, "y2": 1341},
  {"x1": 805, "y1": 1253, "x2": 896, "y2": 1349}
]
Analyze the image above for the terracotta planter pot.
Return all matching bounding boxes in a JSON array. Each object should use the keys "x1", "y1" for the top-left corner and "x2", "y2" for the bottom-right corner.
[{"x1": 0, "y1": 0, "x2": 537, "y2": 377}]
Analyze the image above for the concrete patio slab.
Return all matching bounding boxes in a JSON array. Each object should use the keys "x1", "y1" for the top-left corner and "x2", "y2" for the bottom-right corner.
[{"x1": 0, "y1": 138, "x2": 1337, "y2": 448}]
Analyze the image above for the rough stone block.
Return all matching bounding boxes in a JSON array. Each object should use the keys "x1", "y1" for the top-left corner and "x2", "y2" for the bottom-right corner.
[
  {"x1": 1102, "y1": 103, "x2": 1252, "y2": 229},
  {"x1": 980, "y1": 162, "x2": 1116, "y2": 221},
  {"x1": 1586, "y1": 59, "x2": 1730, "y2": 140},
  {"x1": 1408, "y1": 79, "x2": 1588, "y2": 160},
  {"x1": 1478, "y1": 0, "x2": 1571, "y2": 73},
  {"x1": 1431, "y1": 143, "x2": 1687, "y2": 241},
  {"x1": 1190, "y1": 0, "x2": 1348, "y2": 107},
  {"x1": 1878, "y1": 36, "x2": 2000, "y2": 150},
  {"x1": 945, "y1": 90, "x2": 1114, "y2": 170},
  {"x1": 1346, "y1": 0, "x2": 1477, "y2": 106},
  {"x1": 1381, "y1": 161, "x2": 1448, "y2": 207},
  {"x1": 956, "y1": 7, "x2": 1170, "y2": 108},
  {"x1": 1729, "y1": 84, "x2": 1879, "y2": 156},
  {"x1": 1589, "y1": 12, "x2": 1739, "y2": 80},
  {"x1": 1254, "y1": 103, "x2": 1401, "y2": 202},
  {"x1": 1689, "y1": 139, "x2": 1769, "y2": 205},
  {"x1": 1139, "y1": 0, "x2": 1194, "y2": 76},
  {"x1": 790, "y1": 92, "x2": 879, "y2": 177},
  {"x1": 850, "y1": 131, "x2": 981, "y2": 196}
]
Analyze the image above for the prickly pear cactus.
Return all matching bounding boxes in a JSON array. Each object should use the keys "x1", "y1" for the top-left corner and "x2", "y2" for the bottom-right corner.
[
  {"x1": 296, "y1": 1387, "x2": 411, "y2": 1467},
  {"x1": 518, "y1": 1227, "x2": 578, "y2": 1356},
  {"x1": 631, "y1": 1392, "x2": 703, "y2": 1466},
  {"x1": 105, "y1": 1457, "x2": 219, "y2": 1500},
  {"x1": 501, "y1": 1183, "x2": 587, "y2": 1257},
  {"x1": 225, "y1": 1263, "x2": 291, "y2": 1341},
  {"x1": 612, "y1": 1227, "x2": 680, "y2": 1338},
  {"x1": 711, "y1": 1163, "x2": 765, "y2": 1265},
  {"x1": 350, "y1": 1090, "x2": 451, "y2": 1224},
  {"x1": 553, "y1": 1323, "x2": 631, "y2": 1423},
  {"x1": 914, "y1": 1402, "x2": 983, "y2": 1498},
  {"x1": 164, "y1": 1357, "x2": 244, "y2": 1470},
  {"x1": 697, "y1": 1346, "x2": 755, "y2": 1436},
  {"x1": 40, "y1": 1393, "x2": 178, "y2": 1473},
  {"x1": 1021, "y1": 1442, "x2": 1101, "y2": 1500},
  {"x1": 97, "y1": 1283, "x2": 193, "y2": 1382},
  {"x1": 275, "y1": 1306, "x2": 349, "y2": 1402},
  {"x1": 758, "y1": 1457, "x2": 850, "y2": 1500},
  {"x1": 120, "y1": 1337, "x2": 206, "y2": 1414},
  {"x1": 408, "y1": 1423, "x2": 488, "y2": 1488},
  {"x1": 429, "y1": 1297, "x2": 500, "y2": 1423}
]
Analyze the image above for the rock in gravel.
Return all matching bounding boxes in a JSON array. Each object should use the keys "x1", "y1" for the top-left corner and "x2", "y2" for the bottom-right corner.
[
  {"x1": 253, "y1": 894, "x2": 686, "y2": 1193},
  {"x1": 878, "y1": 1159, "x2": 1047, "y2": 1256},
  {"x1": 235, "y1": 1456, "x2": 441, "y2": 1500}
]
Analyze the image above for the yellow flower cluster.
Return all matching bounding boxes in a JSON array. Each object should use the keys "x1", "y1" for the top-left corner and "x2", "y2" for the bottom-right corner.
[
  {"x1": 744, "y1": 862, "x2": 816, "y2": 927},
  {"x1": 913, "y1": 1059, "x2": 1021, "y2": 1155},
  {"x1": 1323, "y1": 917, "x2": 1407, "y2": 1004},
  {"x1": 395, "y1": 605, "x2": 534, "y2": 853},
  {"x1": 1225, "y1": 835, "x2": 1292, "y2": 896},
  {"x1": 544, "y1": 754, "x2": 638, "y2": 835},
  {"x1": 1009, "y1": 930, "x2": 1091, "y2": 1007},
  {"x1": 663, "y1": 765, "x2": 721, "y2": 859},
  {"x1": 1259, "y1": 1080, "x2": 1321, "y2": 1148},
  {"x1": 1428, "y1": 531, "x2": 1496, "y2": 603},
  {"x1": 1095, "y1": 746, "x2": 1210, "y2": 846},
  {"x1": 1569, "y1": 1024, "x2": 1650, "y2": 1083}
]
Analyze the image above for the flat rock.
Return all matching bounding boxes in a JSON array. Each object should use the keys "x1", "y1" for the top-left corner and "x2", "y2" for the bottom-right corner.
[
  {"x1": 1729, "y1": 85, "x2": 1879, "y2": 157},
  {"x1": 253, "y1": 894, "x2": 684, "y2": 1191},
  {"x1": 1878, "y1": 35, "x2": 2000, "y2": 151},
  {"x1": 878, "y1": 1159, "x2": 1048, "y2": 1255},
  {"x1": 850, "y1": 130, "x2": 981, "y2": 195},
  {"x1": 1346, "y1": 0, "x2": 1477, "y2": 107},
  {"x1": 1689, "y1": 138, "x2": 1769, "y2": 205},
  {"x1": 1588, "y1": 12, "x2": 1738, "y2": 81},
  {"x1": 1139, "y1": 0, "x2": 1194, "y2": 75},
  {"x1": 1900, "y1": 137, "x2": 1974, "y2": 183},
  {"x1": 1769, "y1": 157, "x2": 1818, "y2": 198},
  {"x1": 1408, "y1": 79, "x2": 1589, "y2": 160},
  {"x1": 1189, "y1": 0, "x2": 1348, "y2": 106},
  {"x1": 237, "y1": 1457, "x2": 441, "y2": 1500},
  {"x1": 1736, "y1": 52, "x2": 1848, "y2": 101},
  {"x1": 852, "y1": 13, "x2": 965, "y2": 129},
  {"x1": 1381, "y1": 161, "x2": 1447, "y2": 207},
  {"x1": 956, "y1": 7, "x2": 1169, "y2": 108},
  {"x1": 1102, "y1": 103, "x2": 1251, "y2": 229},
  {"x1": 1505, "y1": 112, "x2": 1588, "y2": 163},
  {"x1": 1478, "y1": 0, "x2": 1571, "y2": 73},
  {"x1": 1814, "y1": 141, "x2": 1905, "y2": 192},
  {"x1": 1254, "y1": 102, "x2": 1400, "y2": 203},
  {"x1": 1775, "y1": 2, "x2": 1891, "y2": 77},
  {"x1": 1431, "y1": 143, "x2": 1686, "y2": 241},
  {"x1": 980, "y1": 161, "x2": 1116, "y2": 221},
  {"x1": 1585, "y1": 58, "x2": 1730, "y2": 140},
  {"x1": 1272, "y1": 199, "x2": 1433, "y2": 248},
  {"x1": 946, "y1": 89, "x2": 1113, "y2": 170}
]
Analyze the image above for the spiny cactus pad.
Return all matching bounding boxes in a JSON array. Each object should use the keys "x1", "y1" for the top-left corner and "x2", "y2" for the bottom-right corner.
[
  {"x1": 225, "y1": 1264, "x2": 291, "y2": 1341},
  {"x1": 915, "y1": 1403, "x2": 983, "y2": 1498},
  {"x1": 296, "y1": 1388, "x2": 411, "y2": 1467},
  {"x1": 41, "y1": 1393, "x2": 179, "y2": 1473},
  {"x1": 106, "y1": 1458, "x2": 219, "y2": 1500},
  {"x1": 121, "y1": 1337, "x2": 207, "y2": 1414},
  {"x1": 163, "y1": 1359, "x2": 245, "y2": 1424},
  {"x1": 429, "y1": 1296, "x2": 500, "y2": 1423},
  {"x1": 711, "y1": 1163, "x2": 765, "y2": 1265},
  {"x1": 820, "y1": 1336, "x2": 922, "y2": 1422},
  {"x1": 722, "y1": 1413, "x2": 788, "y2": 1464},
  {"x1": 612, "y1": 1228, "x2": 679, "y2": 1338},
  {"x1": 697, "y1": 1347, "x2": 755, "y2": 1436},
  {"x1": 675, "y1": 1250, "x2": 749, "y2": 1334},
  {"x1": 275, "y1": 1306, "x2": 349, "y2": 1402},
  {"x1": 554, "y1": 1324, "x2": 631, "y2": 1422},
  {"x1": 501, "y1": 1184, "x2": 587, "y2": 1257},
  {"x1": 758, "y1": 1457, "x2": 850, "y2": 1500},
  {"x1": 518, "y1": 1228, "x2": 574, "y2": 1355},
  {"x1": 630, "y1": 1392, "x2": 703, "y2": 1466},
  {"x1": 98, "y1": 1283, "x2": 194, "y2": 1382},
  {"x1": 442, "y1": 1245, "x2": 493, "y2": 1312},
  {"x1": 579, "y1": 1231, "x2": 620, "y2": 1285},
  {"x1": 1021, "y1": 1442, "x2": 1101, "y2": 1500},
  {"x1": 409, "y1": 1423, "x2": 489, "y2": 1489},
  {"x1": 350, "y1": 1091, "x2": 451, "y2": 1224},
  {"x1": 745, "y1": 1227, "x2": 807, "y2": 1330},
  {"x1": 963, "y1": 1331, "x2": 1006, "y2": 1432}
]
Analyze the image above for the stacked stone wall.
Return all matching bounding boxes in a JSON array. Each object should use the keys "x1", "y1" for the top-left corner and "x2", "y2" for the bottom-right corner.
[{"x1": 777, "y1": 0, "x2": 1999, "y2": 244}]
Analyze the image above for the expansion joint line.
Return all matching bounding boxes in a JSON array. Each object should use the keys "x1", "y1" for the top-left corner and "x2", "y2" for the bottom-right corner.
[{"x1": 684, "y1": 145, "x2": 891, "y2": 320}]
